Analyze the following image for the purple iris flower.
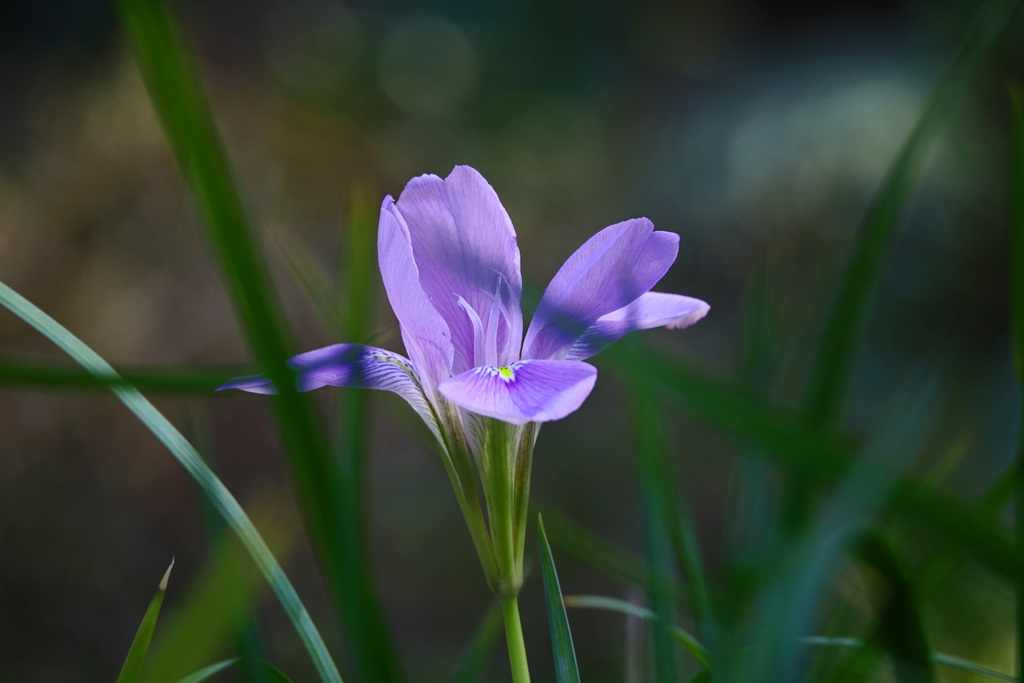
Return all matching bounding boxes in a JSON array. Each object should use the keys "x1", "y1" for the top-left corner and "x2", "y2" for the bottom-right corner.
[
  {"x1": 221, "y1": 165, "x2": 708, "y2": 428},
  {"x1": 222, "y1": 165, "x2": 706, "y2": 619}
]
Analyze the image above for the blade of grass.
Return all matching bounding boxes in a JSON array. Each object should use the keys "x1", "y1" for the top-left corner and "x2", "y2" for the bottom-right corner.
[
  {"x1": 448, "y1": 604, "x2": 502, "y2": 683},
  {"x1": 175, "y1": 659, "x2": 240, "y2": 683},
  {"x1": 803, "y1": 0, "x2": 1020, "y2": 429},
  {"x1": 803, "y1": 638, "x2": 1015, "y2": 682},
  {"x1": 538, "y1": 514, "x2": 581, "y2": 683},
  {"x1": 1010, "y1": 80, "x2": 1024, "y2": 683},
  {"x1": 537, "y1": 509, "x2": 650, "y2": 591},
  {"x1": 117, "y1": 560, "x2": 175, "y2": 683},
  {"x1": 327, "y1": 190, "x2": 401, "y2": 681},
  {"x1": 848, "y1": 532, "x2": 936, "y2": 683},
  {"x1": 141, "y1": 497, "x2": 292, "y2": 683},
  {"x1": 0, "y1": 280, "x2": 342, "y2": 682},
  {"x1": 627, "y1": 352, "x2": 717, "y2": 646},
  {"x1": 174, "y1": 660, "x2": 297, "y2": 683},
  {"x1": 607, "y1": 344, "x2": 1024, "y2": 583},
  {"x1": 632, "y1": 378, "x2": 680, "y2": 683},
  {"x1": 563, "y1": 596, "x2": 710, "y2": 668},
  {"x1": 625, "y1": 589, "x2": 645, "y2": 683},
  {"x1": 115, "y1": 1, "x2": 403, "y2": 679},
  {"x1": 788, "y1": 0, "x2": 1021, "y2": 532},
  {"x1": 0, "y1": 359, "x2": 235, "y2": 393},
  {"x1": 731, "y1": 379, "x2": 935, "y2": 683},
  {"x1": 915, "y1": 465, "x2": 1015, "y2": 597},
  {"x1": 185, "y1": 411, "x2": 271, "y2": 683}
]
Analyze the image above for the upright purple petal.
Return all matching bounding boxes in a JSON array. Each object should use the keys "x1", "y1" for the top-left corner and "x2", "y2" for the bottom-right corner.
[
  {"x1": 438, "y1": 359, "x2": 597, "y2": 425},
  {"x1": 379, "y1": 197, "x2": 453, "y2": 389},
  {"x1": 218, "y1": 344, "x2": 438, "y2": 436},
  {"x1": 394, "y1": 166, "x2": 523, "y2": 374},
  {"x1": 565, "y1": 292, "x2": 710, "y2": 361},
  {"x1": 522, "y1": 218, "x2": 680, "y2": 361}
]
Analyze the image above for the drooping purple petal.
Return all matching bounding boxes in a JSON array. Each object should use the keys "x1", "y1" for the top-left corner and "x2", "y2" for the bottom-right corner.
[
  {"x1": 218, "y1": 344, "x2": 437, "y2": 432},
  {"x1": 565, "y1": 292, "x2": 710, "y2": 361},
  {"x1": 522, "y1": 218, "x2": 680, "y2": 361},
  {"x1": 379, "y1": 197, "x2": 453, "y2": 390},
  {"x1": 438, "y1": 359, "x2": 597, "y2": 425},
  {"x1": 394, "y1": 166, "x2": 523, "y2": 374}
]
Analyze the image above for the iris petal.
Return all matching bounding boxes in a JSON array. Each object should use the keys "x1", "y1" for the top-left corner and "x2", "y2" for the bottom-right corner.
[
  {"x1": 565, "y1": 292, "x2": 710, "y2": 361},
  {"x1": 522, "y1": 218, "x2": 679, "y2": 361},
  {"x1": 438, "y1": 359, "x2": 597, "y2": 425},
  {"x1": 394, "y1": 166, "x2": 523, "y2": 373},
  {"x1": 218, "y1": 344, "x2": 438, "y2": 435},
  {"x1": 379, "y1": 197, "x2": 454, "y2": 390}
]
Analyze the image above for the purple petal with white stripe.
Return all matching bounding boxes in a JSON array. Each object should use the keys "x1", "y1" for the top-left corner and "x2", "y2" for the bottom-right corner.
[
  {"x1": 394, "y1": 166, "x2": 523, "y2": 374},
  {"x1": 565, "y1": 292, "x2": 710, "y2": 361},
  {"x1": 379, "y1": 197, "x2": 454, "y2": 390},
  {"x1": 438, "y1": 359, "x2": 597, "y2": 425},
  {"x1": 218, "y1": 344, "x2": 435, "y2": 430},
  {"x1": 522, "y1": 218, "x2": 679, "y2": 361}
]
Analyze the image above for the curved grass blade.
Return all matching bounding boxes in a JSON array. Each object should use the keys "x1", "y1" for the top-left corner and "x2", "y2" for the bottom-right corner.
[
  {"x1": 851, "y1": 532, "x2": 936, "y2": 683},
  {"x1": 538, "y1": 509, "x2": 649, "y2": 590},
  {"x1": 175, "y1": 659, "x2": 240, "y2": 683},
  {"x1": 787, "y1": 0, "x2": 1022, "y2": 532},
  {"x1": 538, "y1": 515, "x2": 581, "y2": 683},
  {"x1": 608, "y1": 345, "x2": 1024, "y2": 583},
  {"x1": 174, "y1": 660, "x2": 296, "y2": 683},
  {"x1": 0, "y1": 359, "x2": 236, "y2": 393},
  {"x1": 728, "y1": 380, "x2": 934, "y2": 683},
  {"x1": 449, "y1": 604, "x2": 502, "y2": 683},
  {"x1": 141, "y1": 498, "x2": 292, "y2": 683},
  {"x1": 803, "y1": 0, "x2": 1020, "y2": 429},
  {"x1": 629, "y1": 361, "x2": 716, "y2": 648},
  {"x1": 803, "y1": 638, "x2": 1015, "y2": 682},
  {"x1": 117, "y1": 560, "x2": 174, "y2": 683},
  {"x1": 563, "y1": 595, "x2": 710, "y2": 668},
  {"x1": 256, "y1": 662, "x2": 297, "y2": 683},
  {"x1": 633, "y1": 383, "x2": 679, "y2": 683},
  {"x1": 115, "y1": 0, "x2": 404, "y2": 678},
  {"x1": 0, "y1": 280, "x2": 342, "y2": 683},
  {"x1": 1010, "y1": 80, "x2": 1024, "y2": 683}
]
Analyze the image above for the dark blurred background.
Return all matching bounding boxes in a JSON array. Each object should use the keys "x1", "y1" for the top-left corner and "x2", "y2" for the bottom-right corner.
[{"x1": 2, "y1": 0, "x2": 1022, "y2": 680}]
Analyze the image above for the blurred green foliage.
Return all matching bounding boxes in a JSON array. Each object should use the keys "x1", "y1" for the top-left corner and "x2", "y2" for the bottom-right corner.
[{"x1": 2, "y1": 0, "x2": 1024, "y2": 681}]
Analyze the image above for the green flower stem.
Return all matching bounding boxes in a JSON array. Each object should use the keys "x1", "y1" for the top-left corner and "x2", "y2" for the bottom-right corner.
[
  {"x1": 500, "y1": 596, "x2": 532, "y2": 683},
  {"x1": 484, "y1": 419, "x2": 519, "y2": 595}
]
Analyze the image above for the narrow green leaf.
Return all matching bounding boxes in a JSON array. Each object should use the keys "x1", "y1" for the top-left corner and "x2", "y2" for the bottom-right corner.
[
  {"x1": 628, "y1": 363, "x2": 716, "y2": 647},
  {"x1": 0, "y1": 358, "x2": 235, "y2": 393},
  {"x1": 608, "y1": 345, "x2": 1024, "y2": 583},
  {"x1": 1009, "y1": 79, "x2": 1024, "y2": 683},
  {"x1": 115, "y1": 1, "x2": 403, "y2": 679},
  {"x1": 732, "y1": 380, "x2": 936, "y2": 683},
  {"x1": 538, "y1": 509, "x2": 649, "y2": 590},
  {"x1": 781, "y1": 0, "x2": 1022, "y2": 533},
  {"x1": 0, "y1": 280, "x2": 342, "y2": 683},
  {"x1": 563, "y1": 595, "x2": 709, "y2": 668},
  {"x1": 803, "y1": 638, "x2": 1015, "y2": 682},
  {"x1": 633, "y1": 382, "x2": 680, "y2": 683},
  {"x1": 174, "y1": 659, "x2": 240, "y2": 683},
  {"x1": 803, "y1": 0, "x2": 1020, "y2": 429},
  {"x1": 117, "y1": 560, "x2": 175, "y2": 683},
  {"x1": 173, "y1": 660, "x2": 297, "y2": 683},
  {"x1": 255, "y1": 662, "x2": 298, "y2": 683},
  {"x1": 141, "y1": 502, "x2": 290, "y2": 683},
  {"x1": 184, "y1": 411, "x2": 273, "y2": 683},
  {"x1": 449, "y1": 604, "x2": 502, "y2": 683},
  {"x1": 330, "y1": 190, "x2": 402, "y2": 679},
  {"x1": 538, "y1": 515, "x2": 581, "y2": 683},
  {"x1": 853, "y1": 532, "x2": 936, "y2": 683}
]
